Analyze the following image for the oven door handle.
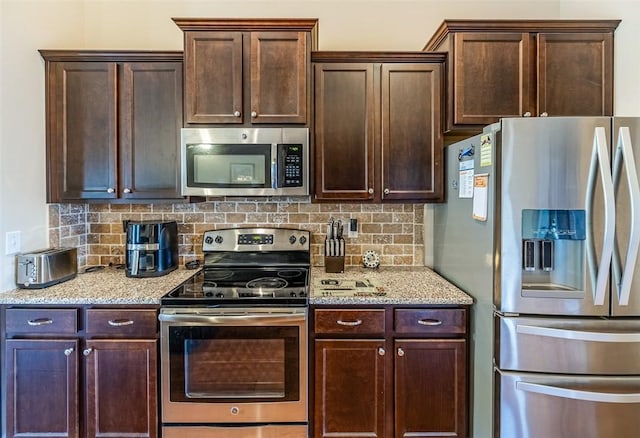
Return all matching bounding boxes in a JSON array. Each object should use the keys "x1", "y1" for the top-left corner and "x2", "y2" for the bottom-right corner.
[{"x1": 159, "y1": 312, "x2": 306, "y2": 325}]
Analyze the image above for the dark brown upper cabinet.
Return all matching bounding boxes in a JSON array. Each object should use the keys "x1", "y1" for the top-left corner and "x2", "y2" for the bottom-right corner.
[
  {"x1": 173, "y1": 18, "x2": 318, "y2": 126},
  {"x1": 424, "y1": 20, "x2": 620, "y2": 132},
  {"x1": 40, "y1": 51, "x2": 184, "y2": 203},
  {"x1": 313, "y1": 52, "x2": 445, "y2": 203}
]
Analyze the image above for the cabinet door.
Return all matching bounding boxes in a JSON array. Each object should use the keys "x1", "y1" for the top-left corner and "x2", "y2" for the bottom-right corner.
[
  {"x1": 314, "y1": 339, "x2": 385, "y2": 438},
  {"x1": 183, "y1": 31, "x2": 243, "y2": 124},
  {"x1": 48, "y1": 62, "x2": 118, "y2": 201},
  {"x1": 452, "y1": 32, "x2": 532, "y2": 126},
  {"x1": 394, "y1": 339, "x2": 467, "y2": 438},
  {"x1": 537, "y1": 32, "x2": 613, "y2": 117},
  {"x1": 313, "y1": 63, "x2": 375, "y2": 201},
  {"x1": 5, "y1": 339, "x2": 80, "y2": 438},
  {"x1": 251, "y1": 31, "x2": 308, "y2": 124},
  {"x1": 84, "y1": 339, "x2": 157, "y2": 438},
  {"x1": 381, "y1": 63, "x2": 444, "y2": 201},
  {"x1": 120, "y1": 61, "x2": 183, "y2": 199}
]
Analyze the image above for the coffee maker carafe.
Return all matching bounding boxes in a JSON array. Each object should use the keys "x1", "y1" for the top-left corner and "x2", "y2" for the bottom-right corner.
[{"x1": 125, "y1": 220, "x2": 178, "y2": 278}]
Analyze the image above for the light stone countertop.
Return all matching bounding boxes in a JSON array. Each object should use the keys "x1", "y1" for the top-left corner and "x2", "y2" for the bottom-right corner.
[
  {"x1": 0, "y1": 265, "x2": 471, "y2": 306},
  {"x1": 310, "y1": 266, "x2": 473, "y2": 305},
  {"x1": 0, "y1": 267, "x2": 199, "y2": 305}
]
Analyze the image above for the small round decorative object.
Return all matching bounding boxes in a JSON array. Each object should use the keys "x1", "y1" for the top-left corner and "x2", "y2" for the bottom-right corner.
[{"x1": 362, "y1": 250, "x2": 380, "y2": 269}]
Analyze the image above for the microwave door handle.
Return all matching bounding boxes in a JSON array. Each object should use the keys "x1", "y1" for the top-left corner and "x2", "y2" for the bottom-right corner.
[
  {"x1": 271, "y1": 143, "x2": 278, "y2": 189},
  {"x1": 615, "y1": 127, "x2": 640, "y2": 306}
]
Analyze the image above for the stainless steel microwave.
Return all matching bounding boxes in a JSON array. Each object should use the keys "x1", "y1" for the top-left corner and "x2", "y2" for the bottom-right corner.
[{"x1": 181, "y1": 127, "x2": 309, "y2": 197}]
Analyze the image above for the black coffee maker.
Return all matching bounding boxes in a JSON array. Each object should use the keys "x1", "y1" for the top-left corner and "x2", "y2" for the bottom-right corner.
[{"x1": 124, "y1": 220, "x2": 178, "y2": 278}]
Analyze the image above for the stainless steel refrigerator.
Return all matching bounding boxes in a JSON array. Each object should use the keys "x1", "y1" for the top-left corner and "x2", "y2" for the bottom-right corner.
[{"x1": 432, "y1": 117, "x2": 640, "y2": 438}]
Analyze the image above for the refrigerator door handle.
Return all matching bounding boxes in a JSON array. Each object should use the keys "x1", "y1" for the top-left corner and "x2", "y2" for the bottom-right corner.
[
  {"x1": 517, "y1": 323, "x2": 640, "y2": 342},
  {"x1": 586, "y1": 127, "x2": 615, "y2": 306},
  {"x1": 612, "y1": 126, "x2": 640, "y2": 306},
  {"x1": 517, "y1": 381, "x2": 640, "y2": 403}
]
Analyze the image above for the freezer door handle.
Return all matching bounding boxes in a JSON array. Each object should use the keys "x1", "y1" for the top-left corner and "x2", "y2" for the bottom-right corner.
[
  {"x1": 586, "y1": 127, "x2": 615, "y2": 306},
  {"x1": 517, "y1": 323, "x2": 640, "y2": 342},
  {"x1": 517, "y1": 381, "x2": 640, "y2": 403},
  {"x1": 612, "y1": 126, "x2": 640, "y2": 306}
]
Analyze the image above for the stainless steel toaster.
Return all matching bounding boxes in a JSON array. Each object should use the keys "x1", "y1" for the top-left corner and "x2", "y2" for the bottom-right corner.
[{"x1": 15, "y1": 247, "x2": 78, "y2": 288}]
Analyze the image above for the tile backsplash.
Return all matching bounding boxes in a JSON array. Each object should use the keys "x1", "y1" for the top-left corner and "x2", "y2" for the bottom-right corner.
[{"x1": 48, "y1": 198, "x2": 425, "y2": 269}]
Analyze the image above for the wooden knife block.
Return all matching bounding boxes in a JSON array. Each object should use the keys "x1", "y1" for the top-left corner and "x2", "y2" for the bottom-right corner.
[{"x1": 324, "y1": 256, "x2": 345, "y2": 273}]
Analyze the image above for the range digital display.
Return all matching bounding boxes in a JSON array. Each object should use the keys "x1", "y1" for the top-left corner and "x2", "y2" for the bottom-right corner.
[{"x1": 237, "y1": 233, "x2": 274, "y2": 245}]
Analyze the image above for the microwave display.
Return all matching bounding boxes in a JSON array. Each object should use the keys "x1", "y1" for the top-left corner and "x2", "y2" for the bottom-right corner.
[{"x1": 181, "y1": 128, "x2": 309, "y2": 197}]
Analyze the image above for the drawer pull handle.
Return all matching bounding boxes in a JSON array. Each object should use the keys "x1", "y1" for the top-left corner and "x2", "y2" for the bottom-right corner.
[
  {"x1": 378, "y1": 347, "x2": 385, "y2": 356},
  {"x1": 27, "y1": 318, "x2": 53, "y2": 326},
  {"x1": 64, "y1": 347, "x2": 74, "y2": 356},
  {"x1": 418, "y1": 318, "x2": 442, "y2": 326},
  {"x1": 397, "y1": 347, "x2": 405, "y2": 357},
  {"x1": 83, "y1": 348, "x2": 93, "y2": 356},
  {"x1": 108, "y1": 319, "x2": 134, "y2": 327},
  {"x1": 337, "y1": 319, "x2": 363, "y2": 326}
]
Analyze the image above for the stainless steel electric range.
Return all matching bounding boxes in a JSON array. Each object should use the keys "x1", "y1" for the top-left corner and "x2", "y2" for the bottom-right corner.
[{"x1": 159, "y1": 227, "x2": 310, "y2": 438}]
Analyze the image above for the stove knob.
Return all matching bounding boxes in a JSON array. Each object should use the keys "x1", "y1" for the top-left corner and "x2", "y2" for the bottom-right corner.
[
  {"x1": 290, "y1": 291, "x2": 297, "y2": 297},
  {"x1": 289, "y1": 235, "x2": 297, "y2": 244},
  {"x1": 216, "y1": 292, "x2": 225, "y2": 298},
  {"x1": 205, "y1": 291, "x2": 214, "y2": 297},
  {"x1": 215, "y1": 235, "x2": 224, "y2": 244},
  {"x1": 299, "y1": 291, "x2": 307, "y2": 297},
  {"x1": 299, "y1": 236, "x2": 307, "y2": 245},
  {"x1": 204, "y1": 235, "x2": 214, "y2": 245}
]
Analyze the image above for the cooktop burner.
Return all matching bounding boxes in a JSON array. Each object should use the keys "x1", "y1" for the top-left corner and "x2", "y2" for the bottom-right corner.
[{"x1": 162, "y1": 227, "x2": 311, "y2": 307}]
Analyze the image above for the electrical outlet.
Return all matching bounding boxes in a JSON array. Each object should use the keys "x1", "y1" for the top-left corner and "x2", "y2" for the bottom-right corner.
[
  {"x1": 5, "y1": 231, "x2": 21, "y2": 255},
  {"x1": 348, "y1": 218, "x2": 358, "y2": 238}
]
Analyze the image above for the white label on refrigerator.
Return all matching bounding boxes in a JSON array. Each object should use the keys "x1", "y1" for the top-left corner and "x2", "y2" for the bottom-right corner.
[
  {"x1": 459, "y1": 160, "x2": 474, "y2": 198},
  {"x1": 480, "y1": 134, "x2": 493, "y2": 167},
  {"x1": 473, "y1": 173, "x2": 489, "y2": 221}
]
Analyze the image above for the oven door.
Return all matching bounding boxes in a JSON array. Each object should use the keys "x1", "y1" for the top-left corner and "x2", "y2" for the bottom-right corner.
[{"x1": 159, "y1": 307, "x2": 307, "y2": 424}]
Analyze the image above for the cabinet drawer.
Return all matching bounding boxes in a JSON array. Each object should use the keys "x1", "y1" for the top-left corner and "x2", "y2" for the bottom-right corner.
[
  {"x1": 394, "y1": 308, "x2": 466, "y2": 335},
  {"x1": 5, "y1": 308, "x2": 78, "y2": 334},
  {"x1": 85, "y1": 309, "x2": 158, "y2": 338},
  {"x1": 314, "y1": 309, "x2": 385, "y2": 335}
]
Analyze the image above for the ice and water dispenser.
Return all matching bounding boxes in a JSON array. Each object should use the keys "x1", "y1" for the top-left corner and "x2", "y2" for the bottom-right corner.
[{"x1": 521, "y1": 209, "x2": 586, "y2": 292}]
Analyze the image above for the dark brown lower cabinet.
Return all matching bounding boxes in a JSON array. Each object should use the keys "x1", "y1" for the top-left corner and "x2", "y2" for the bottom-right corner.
[
  {"x1": 85, "y1": 339, "x2": 157, "y2": 438},
  {"x1": 6, "y1": 339, "x2": 80, "y2": 437},
  {"x1": 2, "y1": 306, "x2": 158, "y2": 438},
  {"x1": 394, "y1": 339, "x2": 467, "y2": 437},
  {"x1": 314, "y1": 339, "x2": 386, "y2": 437},
  {"x1": 312, "y1": 306, "x2": 469, "y2": 438}
]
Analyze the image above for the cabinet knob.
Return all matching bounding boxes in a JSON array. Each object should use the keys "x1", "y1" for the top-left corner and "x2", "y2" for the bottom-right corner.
[
  {"x1": 383, "y1": 188, "x2": 390, "y2": 195},
  {"x1": 123, "y1": 188, "x2": 132, "y2": 194},
  {"x1": 251, "y1": 111, "x2": 257, "y2": 118},
  {"x1": 107, "y1": 188, "x2": 115, "y2": 194},
  {"x1": 234, "y1": 111, "x2": 241, "y2": 117},
  {"x1": 368, "y1": 188, "x2": 374, "y2": 194},
  {"x1": 83, "y1": 347, "x2": 93, "y2": 356},
  {"x1": 397, "y1": 347, "x2": 405, "y2": 357},
  {"x1": 540, "y1": 112, "x2": 548, "y2": 117},
  {"x1": 64, "y1": 347, "x2": 74, "y2": 357},
  {"x1": 523, "y1": 112, "x2": 532, "y2": 117},
  {"x1": 378, "y1": 347, "x2": 385, "y2": 356}
]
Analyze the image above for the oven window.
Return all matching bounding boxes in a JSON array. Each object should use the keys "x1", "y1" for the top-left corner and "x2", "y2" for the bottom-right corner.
[
  {"x1": 186, "y1": 144, "x2": 271, "y2": 188},
  {"x1": 168, "y1": 326, "x2": 299, "y2": 403}
]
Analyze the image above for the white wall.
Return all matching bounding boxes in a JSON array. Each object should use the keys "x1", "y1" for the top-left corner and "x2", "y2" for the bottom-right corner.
[{"x1": 1, "y1": 0, "x2": 639, "y2": 292}]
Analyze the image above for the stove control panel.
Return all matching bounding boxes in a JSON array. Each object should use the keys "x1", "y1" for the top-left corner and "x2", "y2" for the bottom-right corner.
[
  {"x1": 202, "y1": 227, "x2": 310, "y2": 252},
  {"x1": 238, "y1": 233, "x2": 274, "y2": 245}
]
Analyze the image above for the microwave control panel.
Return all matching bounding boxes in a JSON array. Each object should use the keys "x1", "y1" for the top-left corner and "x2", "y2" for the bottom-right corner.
[{"x1": 279, "y1": 144, "x2": 304, "y2": 187}]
